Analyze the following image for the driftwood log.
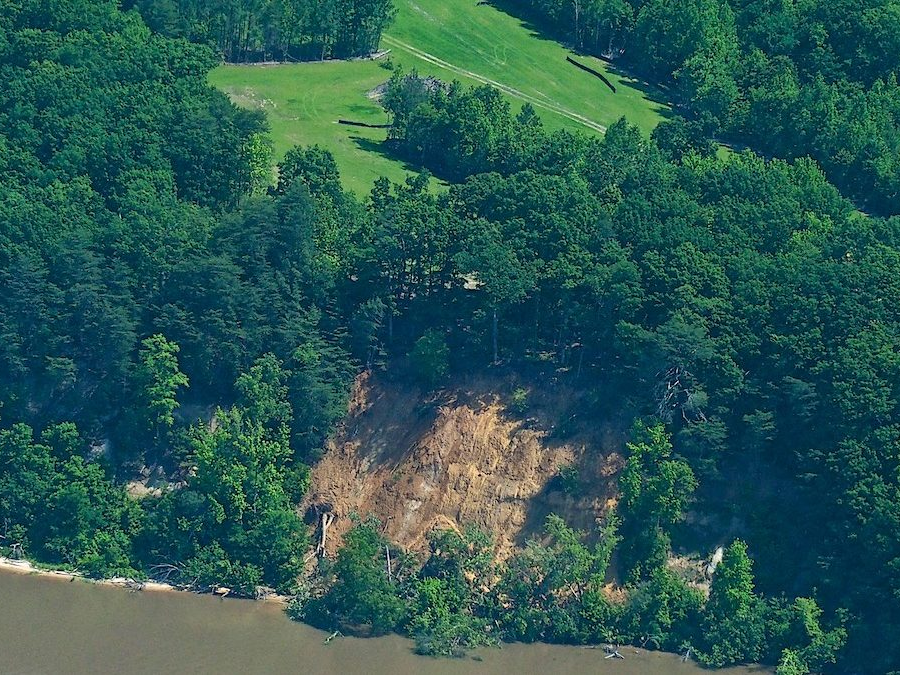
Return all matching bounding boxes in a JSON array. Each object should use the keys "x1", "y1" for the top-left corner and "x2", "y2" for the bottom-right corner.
[
  {"x1": 150, "y1": 563, "x2": 181, "y2": 583},
  {"x1": 603, "y1": 644, "x2": 625, "y2": 659}
]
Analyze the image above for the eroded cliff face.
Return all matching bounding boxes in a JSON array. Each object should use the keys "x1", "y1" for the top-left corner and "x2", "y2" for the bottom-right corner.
[{"x1": 304, "y1": 372, "x2": 625, "y2": 556}]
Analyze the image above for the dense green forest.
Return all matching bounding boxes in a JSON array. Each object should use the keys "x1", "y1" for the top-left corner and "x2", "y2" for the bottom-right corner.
[
  {"x1": 1, "y1": 1, "x2": 899, "y2": 673},
  {"x1": 505, "y1": 0, "x2": 900, "y2": 216},
  {"x1": 125, "y1": 0, "x2": 396, "y2": 61}
]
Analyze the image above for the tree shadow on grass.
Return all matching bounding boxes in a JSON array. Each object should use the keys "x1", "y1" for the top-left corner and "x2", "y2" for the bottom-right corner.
[
  {"x1": 346, "y1": 102, "x2": 386, "y2": 116},
  {"x1": 484, "y1": 0, "x2": 674, "y2": 118},
  {"x1": 350, "y1": 135, "x2": 449, "y2": 189},
  {"x1": 350, "y1": 135, "x2": 419, "y2": 173},
  {"x1": 590, "y1": 74, "x2": 675, "y2": 122},
  {"x1": 600, "y1": 65, "x2": 675, "y2": 114},
  {"x1": 484, "y1": 0, "x2": 580, "y2": 52}
]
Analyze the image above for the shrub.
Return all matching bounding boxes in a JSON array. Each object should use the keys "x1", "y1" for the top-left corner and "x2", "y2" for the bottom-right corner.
[
  {"x1": 410, "y1": 329, "x2": 450, "y2": 387},
  {"x1": 510, "y1": 387, "x2": 529, "y2": 414}
]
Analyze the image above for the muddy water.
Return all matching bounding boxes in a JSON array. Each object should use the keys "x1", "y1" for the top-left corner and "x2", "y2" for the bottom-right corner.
[{"x1": 0, "y1": 571, "x2": 768, "y2": 675}]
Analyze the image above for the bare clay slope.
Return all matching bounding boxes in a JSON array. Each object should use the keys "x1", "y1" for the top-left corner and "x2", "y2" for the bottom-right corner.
[{"x1": 305, "y1": 373, "x2": 625, "y2": 556}]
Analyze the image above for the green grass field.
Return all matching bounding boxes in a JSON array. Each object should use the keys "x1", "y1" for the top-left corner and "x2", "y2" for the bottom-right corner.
[
  {"x1": 385, "y1": 0, "x2": 668, "y2": 134},
  {"x1": 210, "y1": 0, "x2": 670, "y2": 194},
  {"x1": 211, "y1": 61, "x2": 420, "y2": 194}
]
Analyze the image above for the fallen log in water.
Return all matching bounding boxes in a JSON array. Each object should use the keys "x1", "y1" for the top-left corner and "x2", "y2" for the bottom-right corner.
[{"x1": 603, "y1": 644, "x2": 625, "y2": 659}]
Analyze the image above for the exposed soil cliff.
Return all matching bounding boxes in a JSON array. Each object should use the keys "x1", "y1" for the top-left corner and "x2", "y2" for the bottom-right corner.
[{"x1": 304, "y1": 372, "x2": 626, "y2": 556}]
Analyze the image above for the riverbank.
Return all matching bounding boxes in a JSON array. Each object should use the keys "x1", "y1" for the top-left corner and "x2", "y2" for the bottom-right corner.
[
  {"x1": 0, "y1": 569, "x2": 770, "y2": 675},
  {"x1": 0, "y1": 556, "x2": 290, "y2": 604},
  {"x1": 0, "y1": 555, "x2": 179, "y2": 593}
]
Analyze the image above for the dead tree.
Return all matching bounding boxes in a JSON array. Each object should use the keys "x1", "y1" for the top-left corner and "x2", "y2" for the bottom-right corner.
[
  {"x1": 255, "y1": 585, "x2": 276, "y2": 600},
  {"x1": 655, "y1": 364, "x2": 707, "y2": 423},
  {"x1": 9, "y1": 542, "x2": 24, "y2": 560},
  {"x1": 149, "y1": 563, "x2": 182, "y2": 584},
  {"x1": 315, "y1": 512, "x2": 336, "y2": 557}
]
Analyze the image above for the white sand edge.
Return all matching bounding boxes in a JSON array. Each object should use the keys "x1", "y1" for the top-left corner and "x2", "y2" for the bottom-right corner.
[{"x1": 0, "y1": 556, "x2": 289, "y2": 604}]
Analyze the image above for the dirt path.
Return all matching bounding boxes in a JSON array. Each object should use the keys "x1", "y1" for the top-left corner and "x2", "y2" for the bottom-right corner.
[{"x1": 381, "y1": 35, "x2": 608, "y2": 134}]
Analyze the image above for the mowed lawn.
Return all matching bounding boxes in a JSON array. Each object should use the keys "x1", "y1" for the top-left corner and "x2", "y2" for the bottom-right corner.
[
  {"x1": 210, "y1": 61, "x2": 420, "y2": 195},
  {"x1": 386, "y1": 0, "x2": 668, "y2": 134},
  {"x1": 210, "y1": 0, "x2": 669, "y2": 194}
]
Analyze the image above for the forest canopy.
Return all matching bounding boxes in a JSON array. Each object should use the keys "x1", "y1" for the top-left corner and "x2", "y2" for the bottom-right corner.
[
  {"x1": 125, "y1": 0, "x2": 397, "y2": 61},
  {"x1": 509, "y1": 0, "x2": 900, "y2": 215},
  {"x1": 0, "y1": 1, "x2": 899, "y2": 673}
]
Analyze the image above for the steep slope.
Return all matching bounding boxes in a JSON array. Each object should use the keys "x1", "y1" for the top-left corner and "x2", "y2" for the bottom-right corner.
[{"x1": 304, "y1": 373, "x2": 625, "y2": 556}]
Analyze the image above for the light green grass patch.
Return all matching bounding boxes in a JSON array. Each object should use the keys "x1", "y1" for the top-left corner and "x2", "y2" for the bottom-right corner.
[
  {"x1": 386, "y1": 0, "x2": 668, "y2": 135},
  {"x1": 210, "y1": 0, "x2": 670, "y2": 194},
  {"x1": 210, "y1": 60, "x2": 423, "y2": 196}
]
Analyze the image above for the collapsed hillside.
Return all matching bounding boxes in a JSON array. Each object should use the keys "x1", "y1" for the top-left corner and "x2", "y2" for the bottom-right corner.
[{"x1": 303, "y1": 372, "x2": 625, "y2": 556}]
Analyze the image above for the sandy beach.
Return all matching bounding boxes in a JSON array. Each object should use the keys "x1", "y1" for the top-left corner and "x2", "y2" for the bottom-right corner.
[{"x1": 0, "y1": 556, "x2": 288, "y2": 602}]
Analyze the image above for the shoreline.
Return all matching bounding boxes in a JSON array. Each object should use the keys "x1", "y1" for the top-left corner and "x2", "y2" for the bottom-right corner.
[
  {"x1": 0, "y1": 556, "x2": 290, "y2": 605},
  {"x1": 0, "y1": 559, "x2": 771, "y2": 673}
]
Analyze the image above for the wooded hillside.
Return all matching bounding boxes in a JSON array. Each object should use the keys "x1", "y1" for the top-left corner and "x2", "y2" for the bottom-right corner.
[
  {"x1": 0, "y1": 1, "x2": 898, "y2": 672},
  {"x1": 126, "y1": 0, "x2": 396, "y2": 61},
  {"x1": 508, "y1": 0, "x2": 900, "y2": 215}
]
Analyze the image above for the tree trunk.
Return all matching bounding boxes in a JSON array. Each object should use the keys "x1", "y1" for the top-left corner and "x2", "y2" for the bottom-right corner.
[
  {"x1": 492, "y1": 306, "x2": 499, "y2": 364},
  {"x1": 388, "y1": 308, "x2": 394, "y2": 344},
  {"x1": 573, "y1": 0, "x2": 582, "y2": 48}
]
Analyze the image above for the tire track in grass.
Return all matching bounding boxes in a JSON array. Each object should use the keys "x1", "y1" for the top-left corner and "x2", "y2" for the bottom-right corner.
[{"x1": 382, "y1": 35, "x2": 608, "y2": 134}]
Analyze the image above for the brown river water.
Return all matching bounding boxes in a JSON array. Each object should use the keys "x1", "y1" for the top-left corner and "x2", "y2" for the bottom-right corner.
[{"x1": 0, "y1": 571, "x2": 769, "y2": 675}]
